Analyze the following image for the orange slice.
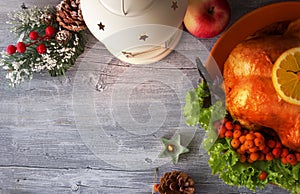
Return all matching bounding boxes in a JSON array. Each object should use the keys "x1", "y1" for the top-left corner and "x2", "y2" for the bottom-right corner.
[{"x1": 272, "y1": 47, "x2": 300, "y2": 106}]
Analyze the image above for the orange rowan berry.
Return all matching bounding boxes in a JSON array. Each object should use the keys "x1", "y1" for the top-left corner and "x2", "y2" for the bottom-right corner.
[
  {"x1": 247, "y1": 158, "x2": 254, "y2": 163},
  {"x1": 220, "y1": 118, "x2": 228, "y2": 125},
  {"x1": 281, "y1": 148, "x2": 289, "y2": 158},
  {"x1": 225, "y1": 131, "x2": 233, "y2": 138},
  {"x1": 265, "y1": 153, "x2": 274, "y2": 161},
  {"x1": 243, "y1": 130, "x2": 249, "y2": 135},
  {"x1": 239, "y1": 135, "x2": 246, "y2": 144},
  {"x1": 234, "y1": 124, "x2": 241, "y2": 131},
  {"x1": 272, "y1": 148, "x2": 282, "y2": 159},
  {"x1": 258, "y1": 153, "x2": 265, "y2": 160},
  {"x1": 267, "y1": 139, "x2": 276, "y2": 149},
  {"x1": 254, "y1": 132, "x2": 265, "y2": 141},
  {"x1": 286, "y1": 154, "x2": 297, "y2": 165},
  {"x1": 249, "y1": 147, "x2": 259, "y2": 153},
  {"x1": 225, "y1": 121, "x2": 234, "y2": 130},
  {"x1": 295, "y1": 152, "x2": 300, "y2": 162},
  {"x1": 218, "y1": 126, "x2": 227, "y2": 138},
  {"x1": 262, "y1": 146, "x2": 270, "y2": 154},
  {"x1": 250, "y1": 152, "x2": 260, "y2": 161},
  {"x1": 237, "y1": 148, "x2": 245, "y2": 155},
  {"x1": 231, "y1": 138, "x2": 241, "y2": 149},
  {"x1": 245, "y1": 140, "x2": 254, "y2": 149},
  {"x1": 281, "y1": 157, "x2": 288, "y2": 165},
  {"x1": 291, "y1": 161, "x2": 298, "y2": 166},
  {"x1": 254, "y1": 137, "x2": 264, "y2": 147},
  {"x1": 246, "y1": 133, "x2": 256, "y2": 141},
  {"x1": 239, "y1": 154, "x2": 247, "y2": 163},
  {"x1": 258, "y1": 144, "x2": 266, "y2": 151},
  {"x1": 275, "y1": 141, "x2": 282, "y2": 148},
  {"x1": 233, "y1": 130, "x2": 242, "y2": 139},
  {"x1": 240, "y1": 144, "x2": 248, "y2": 152}
]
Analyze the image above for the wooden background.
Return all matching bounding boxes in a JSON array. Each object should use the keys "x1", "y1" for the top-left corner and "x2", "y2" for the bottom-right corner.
[{"x1": 0, "y1": 0, "x2": 296, "y2": 193}]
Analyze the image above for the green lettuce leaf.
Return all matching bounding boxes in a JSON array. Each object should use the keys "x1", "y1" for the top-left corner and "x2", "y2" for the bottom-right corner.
[
  {"x1": 183, "y1": 81, "x2": 226, "y2": 130},
  {"x1": 207, "y1": 132, "x2": 300, "y2": 193},
  {"x1": 184, "y1": 80, "x2": 300, "y2": 194}
]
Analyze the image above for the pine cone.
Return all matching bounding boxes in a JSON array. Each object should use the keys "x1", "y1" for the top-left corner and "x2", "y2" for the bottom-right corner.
[
  {"x1": 55, "y1": 30, "x2": 72, "y2": 45},
  {"x1": 41, "y1": 13, "x2": 56, "y2": 25},
  {"x1": 56, "y1": 0, "x2": 86, "y2": 32},
  {"x1": 158, "y1": 171, "x2": 195, "y2": 194}
]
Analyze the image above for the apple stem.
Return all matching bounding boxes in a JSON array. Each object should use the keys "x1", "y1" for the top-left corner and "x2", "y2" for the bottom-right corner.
[{"x1": 208, "y1": 6, "x2": 215, "y2": 15}]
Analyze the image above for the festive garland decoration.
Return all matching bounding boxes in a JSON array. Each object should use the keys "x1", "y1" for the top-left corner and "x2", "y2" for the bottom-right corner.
[{"x1": 0, "y1": 1, "x2": 87, "y2": 87}]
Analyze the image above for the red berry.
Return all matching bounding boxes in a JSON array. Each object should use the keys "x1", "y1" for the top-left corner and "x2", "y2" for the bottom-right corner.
[
  {"x1": 6, "y1": 45, "x2": 16, "y2": 55},
  {"x1": 272, "y1": 148, "x2": 282, "y2": 158},
  {"x1": 286, "y1": 154, "x2": 297, "y2": 165},
  {"x1": 16, "y1": 42, "x2": 26, "y2": 53},
  {"x1": 262, "y1": 146, "x2": 270, "y2": 154},
  {"x1": 275, "y1": 141, "x2": 282, "y2": 148},
  {"x1": 295, "y1": 152, "x2": 300, "y2": 162},
  {"x1": 45, "y1": 26, "x2": 56, "y2": 37},
  {"x1": 259, "y1": 171, "x2": 268, "y2": 181},
  {"x1": 37, "y1": 44, "x2": 47, "y2": 54},
  {"x1": 29, "y1": 31, "x2": 39, "y2": 40},
  {"x1": 281, "y1": 157, "x2": 288, "y2": 164}
]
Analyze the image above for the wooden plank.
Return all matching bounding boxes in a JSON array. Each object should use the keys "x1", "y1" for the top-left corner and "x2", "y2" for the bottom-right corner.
[{"x1": 0, "y1": 0, "x2": 293, "y2": 193}]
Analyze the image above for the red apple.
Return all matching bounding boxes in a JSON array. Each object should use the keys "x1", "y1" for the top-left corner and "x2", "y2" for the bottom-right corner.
[{"x1": 184, "y1": 0, "x2": 231, "y2": 38}]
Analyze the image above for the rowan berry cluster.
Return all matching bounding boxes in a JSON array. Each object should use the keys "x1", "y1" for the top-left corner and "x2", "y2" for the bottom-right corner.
[{"x1": 218, "y1": 119, "x2": 300, "y2": 166}]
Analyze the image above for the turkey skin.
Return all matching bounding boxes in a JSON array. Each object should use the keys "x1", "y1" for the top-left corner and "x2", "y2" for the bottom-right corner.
[{"x1": 224, "y1": 33, "x2": 300, "y2": 151}]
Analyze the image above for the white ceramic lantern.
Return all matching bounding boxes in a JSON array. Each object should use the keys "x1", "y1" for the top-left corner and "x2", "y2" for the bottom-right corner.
[{"x1": 81, "y1": 0, "x2": 188, "y2": 64}]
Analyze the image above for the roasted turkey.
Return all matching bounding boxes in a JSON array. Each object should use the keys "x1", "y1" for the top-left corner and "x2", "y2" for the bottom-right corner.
[{"x1": 223, "y1": 20, "x2": 300, "y2": 151}]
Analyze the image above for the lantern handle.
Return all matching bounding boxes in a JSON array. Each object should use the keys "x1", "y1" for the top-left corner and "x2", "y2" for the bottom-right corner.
[{"x1": 122, "y1": 0, "x2": 128, "y2": 16}]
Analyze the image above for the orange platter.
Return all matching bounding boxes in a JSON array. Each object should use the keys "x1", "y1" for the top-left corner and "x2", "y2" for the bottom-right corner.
[{"x1": 206, "y1": 1, "x2": 300, "y2": 77}]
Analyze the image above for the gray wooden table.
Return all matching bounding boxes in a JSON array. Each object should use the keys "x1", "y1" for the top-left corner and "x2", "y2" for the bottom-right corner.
[{"x1": 0, "y1": 0, "x2": 296, "y2": 193}]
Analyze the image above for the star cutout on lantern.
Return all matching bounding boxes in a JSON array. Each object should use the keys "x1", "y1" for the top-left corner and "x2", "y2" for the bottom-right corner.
[
  {"x1": 98, "y1": 22, "x2": 105, "y2": 31},
  {"x1": 139, "y1": 33, "x2": 149, "y2": 41},
  {"x1": 159, "y1": 133, "x2": 189, "y2": 164},
  {"x1": 171, "y1": 1, "x2": 178, "y2": 11}
]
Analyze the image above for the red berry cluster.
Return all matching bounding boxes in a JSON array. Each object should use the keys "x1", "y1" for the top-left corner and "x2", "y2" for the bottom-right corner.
[
  {"x1": 217, "y1": 119, "x2": 300, "y2": 166},
  {"x1": 6, "y1": 26, "x2": 56, "y2": 55}
]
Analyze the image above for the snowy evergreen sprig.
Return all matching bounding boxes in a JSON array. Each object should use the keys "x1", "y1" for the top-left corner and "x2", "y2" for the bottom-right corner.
[{"x1": 0, "y1": 6, "x2": 86, "y2": 87}]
